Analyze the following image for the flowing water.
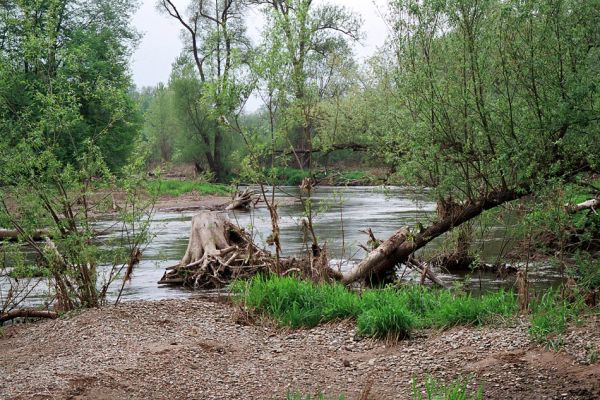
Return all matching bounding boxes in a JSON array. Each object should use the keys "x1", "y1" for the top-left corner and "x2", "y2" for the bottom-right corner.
[{"x1": 2, "y1": 186, "x2": 565, "y2": 305}]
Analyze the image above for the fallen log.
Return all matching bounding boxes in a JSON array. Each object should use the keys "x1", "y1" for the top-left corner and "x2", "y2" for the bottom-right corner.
[
  {"x1": 341, "y1": 190, "x2": 524, "y2": 285},
  {"x1": 0, "y1": 309, "x2": 58, "y2": 324},
  {"x1": 566, "y1": 198, "x2": 600, "y2": 213},
  {"x1": 0, "y1": 229, "x2": 50, "y2": 242}
]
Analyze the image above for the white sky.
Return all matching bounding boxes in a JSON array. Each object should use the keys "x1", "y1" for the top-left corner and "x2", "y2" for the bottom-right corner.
[{"x1": 131, "y1": 0, "x2": 390, "y2": 108}]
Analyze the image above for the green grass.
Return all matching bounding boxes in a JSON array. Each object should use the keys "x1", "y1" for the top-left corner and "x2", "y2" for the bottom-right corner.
[
  {"x1": 269, "y1": 167, "x2": 313, "y2": 185},
  {"x1": 338, "y1": 170, "x2": 372, "y2": 184},
  {"x1": 232, "y1": 276, "x2": 517, "y2": 339},
  {"x1": 528, "y1": 288, "x2": 586, "y2": 346},
  {"x1": 151, "y1": 179, "x2": 233, "y2": 196},
  {"x1": 411, "y1": 376, "x2": 484, "y2": 400}
]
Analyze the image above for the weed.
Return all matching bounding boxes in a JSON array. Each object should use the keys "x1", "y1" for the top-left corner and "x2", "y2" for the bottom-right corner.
[
  {"x1": 8, "y1": 264, "x2": 51, "y2": 279},
  {"x1": 411, "y1": 376, "x2": 484, "y2": 400},
  {"x1": 528, "y1": 288, "x2": 584, "y2": 344}
]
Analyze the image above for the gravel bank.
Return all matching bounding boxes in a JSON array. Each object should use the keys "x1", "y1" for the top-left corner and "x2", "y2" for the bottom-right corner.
[{"x1": 1, "y1": 299, "x2": 598, "y2": 399}]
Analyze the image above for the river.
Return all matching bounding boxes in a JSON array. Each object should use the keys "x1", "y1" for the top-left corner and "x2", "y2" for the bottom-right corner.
[
  {"x1": 3, "y1": 186, "x2": 565, "y2": 305},
  {"x1": 113, "y1": 186, "x2": 563, "y2": 301}
]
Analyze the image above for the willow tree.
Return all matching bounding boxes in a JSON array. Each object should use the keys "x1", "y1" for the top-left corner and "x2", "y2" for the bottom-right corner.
[
  {"x1": 250, "y1": 0, "x2": 362, "y2": 169},
  {"x1": 159, "y1": 0, "x2": 252, "y2": 182},
  {"x1": 342, "y1": 0, "x2": 600, "y2": 283}
]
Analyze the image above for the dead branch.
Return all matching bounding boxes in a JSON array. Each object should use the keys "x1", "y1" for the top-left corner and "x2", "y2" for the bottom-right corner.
[{"x1": 0, "y1": 309, "x2": 58, "y2": 324}]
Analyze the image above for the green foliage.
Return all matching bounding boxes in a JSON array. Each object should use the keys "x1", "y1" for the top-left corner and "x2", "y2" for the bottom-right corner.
[
  {"x1": 269, "y1": 167, "x2": 313, "y2": 186},
  {"x1": 0, "y1": 0, "x2": 141, "y2": 172},
  {"x1": 233, "y1": 276, "x2": 517, "y2": 339},
  {"x1": 0, "y1": 0, "x2": 154, "y2": 312},
  {"x1": 8, "y1": 265, "x2": 51, "y2": 279},
  {"x1": 570, "y1": 254, "x2": 600, "y2": 292},
  {"x1": 150, "y1": 179, "x2": 233, "y2": 197},
  {"x1": 528, "y1": 288, "x2": 586, "y2": 345},
  {"x1": 411, "y1": 376, "x2": 484, "y2": 400},
  {"x1": 370, "y1": 0, "x2": 600, "y2": 203}
]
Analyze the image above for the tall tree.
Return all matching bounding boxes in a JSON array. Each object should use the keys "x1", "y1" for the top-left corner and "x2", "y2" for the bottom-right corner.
[
  {"x1": 0, "y1": 0, "x2": 141, "y2": 171},
  {"x1": 251, "y1": 0, "x2": 362, "y2": 169},
  {"x1": 340, "y1": 0, "x2": 600, "y2": 283},
  {"x1": 159, "y1": 0, "x2": 252, "y2": 181},
  {"x1": 0, "y1": 0, "x2": 152, "y2": 311}
]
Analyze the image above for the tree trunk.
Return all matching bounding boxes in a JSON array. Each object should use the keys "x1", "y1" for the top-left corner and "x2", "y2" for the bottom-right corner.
[
  {"x1": 0, "y1": 309, "x2": 58, "y2": 324},
  {"x1": 213, "y1": 128, "x2": 224, "y2": 182},
  {"x1": 341, "y1": 190, "x2": 523, "y2": 285},
  {"x1": 159, "y1": 211, "x2": 273, "y2": 288}
]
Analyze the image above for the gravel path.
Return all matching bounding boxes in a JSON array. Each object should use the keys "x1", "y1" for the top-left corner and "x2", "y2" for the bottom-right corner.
[{"x1": 1, "y1": 299, "x2": 598, "y2": 399}]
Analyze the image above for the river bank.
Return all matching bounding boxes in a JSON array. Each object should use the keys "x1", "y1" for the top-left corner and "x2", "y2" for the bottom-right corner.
[{"x1": 1, "y1": 298, "x2": 598, "y2": 399}]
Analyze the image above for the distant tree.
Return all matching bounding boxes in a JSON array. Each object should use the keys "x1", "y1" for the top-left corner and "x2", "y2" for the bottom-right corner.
[
  {"x1": 250, "y1": 0, "x2": 362, "y2": 169},
  {"x1": 142, "y1": 83, "x2": 178, "y2": 163},
  {"x1": 158, "y1": 0, "x2": 253, "y2": 182}
]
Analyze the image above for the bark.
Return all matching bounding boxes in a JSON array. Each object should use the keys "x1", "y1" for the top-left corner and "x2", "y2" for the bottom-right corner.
[
  {"x1": 226, "y1": 189, "x2": 256, "y2": 211},
  {"x1": 0, "y1": 310, "x2": 58, "y2": 324},
  {"x1": 0, "y1": 229, "x2": 49, "y2": 241},
  {"x1": 341, "y1": 190, "x2": 523, "y2": 285},
  {"x1": 158, "y1": 211, "x2": 273, "y2": 288},
  {"x1": 179, "y1": 211, "x2": 231, "y2": 266}
]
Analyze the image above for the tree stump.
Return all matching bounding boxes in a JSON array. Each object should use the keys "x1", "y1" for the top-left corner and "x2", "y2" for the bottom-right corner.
[{"x1": 158, "y1": 211, "x2": 272, "y2": 288}]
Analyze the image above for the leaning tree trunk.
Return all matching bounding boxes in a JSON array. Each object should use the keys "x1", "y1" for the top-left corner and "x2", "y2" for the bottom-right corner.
[
  {"x1": 159, "y1": 211, "x2": 273, "y2": 288},
  {"x1": 341, "y1": 190, "x2": 524, "y2": 284}
]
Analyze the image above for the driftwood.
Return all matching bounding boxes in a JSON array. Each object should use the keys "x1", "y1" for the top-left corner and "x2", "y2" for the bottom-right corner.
[
  {"x1": 0, "y1": 309, "x2": 58, "y2": 324},
  {"x1": 158, "y1": 211, "x2": 274, "y2": 288},
  {"x1": 0, "y1": 229, "x2": 50, "y2": 242},
  {"x1": 340, "y1": 190, "x2": 523, "y2": 285},
  {"x1": 226, "y1": 189, "x2": 257, "y2": 211},
  {"x1": 406, "y1": 259, "x2": 449, "y2": 289},
  {"x1": 567, "y1": 198, "x2": 600, "y2": 214}
]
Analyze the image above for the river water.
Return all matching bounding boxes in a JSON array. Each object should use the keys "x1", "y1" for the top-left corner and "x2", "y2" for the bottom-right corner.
[
  {"x1": 112, "y1": 186, "x2": 563, "y2": 301},
  {"x1": 3, "y1": 186, "x2": 565, "y2": 305}
]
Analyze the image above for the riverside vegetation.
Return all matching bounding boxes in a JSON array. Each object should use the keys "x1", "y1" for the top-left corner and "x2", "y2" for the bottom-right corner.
[
  {"x1": 1, "y1": 0, "x2": 599, "y2": 398},
  {"x1": 233, "y1": 275, "x2": 594, "y2": 346}
]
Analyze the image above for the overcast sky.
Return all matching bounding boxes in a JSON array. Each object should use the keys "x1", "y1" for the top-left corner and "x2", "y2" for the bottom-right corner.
[{"x1": 131, "y1": 0, "x2": 390, "y2": 86}]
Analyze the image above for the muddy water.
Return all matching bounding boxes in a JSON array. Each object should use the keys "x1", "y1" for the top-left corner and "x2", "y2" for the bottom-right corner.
[{"x1": 4, "y1": 186, "x2": 565, "y2": 305}]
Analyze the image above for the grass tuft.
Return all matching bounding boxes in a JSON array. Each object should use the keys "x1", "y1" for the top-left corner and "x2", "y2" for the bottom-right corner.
[
  {"x1": 411, "y1": 376, "x2": 484, "y2": 400},
  {"x1": 233, "y1": 275, "x2": 517, "y2": 339}
]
